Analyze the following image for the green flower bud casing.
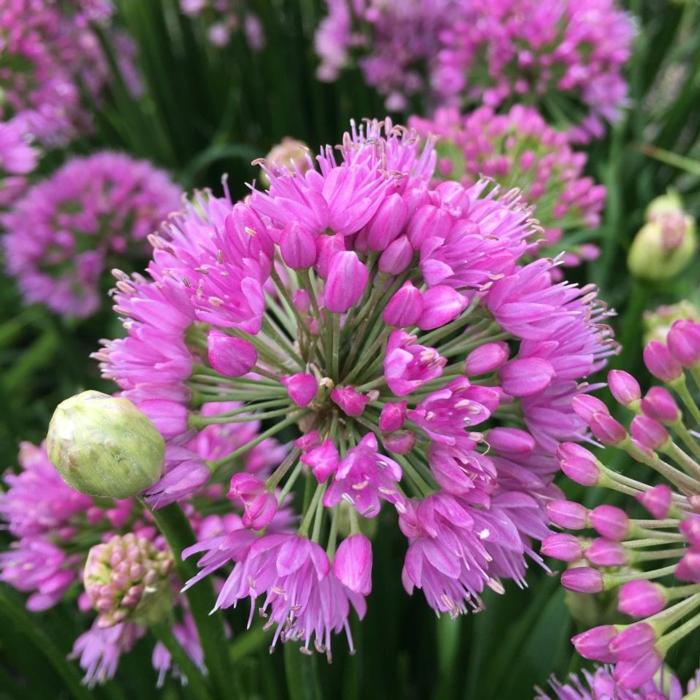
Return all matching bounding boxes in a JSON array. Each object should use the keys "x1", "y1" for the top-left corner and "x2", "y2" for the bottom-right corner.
[{"x1": 46, "y1": 390, "x2": 165, "y2": 499}]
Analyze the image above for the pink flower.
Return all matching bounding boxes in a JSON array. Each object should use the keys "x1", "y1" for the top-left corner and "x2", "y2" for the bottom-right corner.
[{"x1": 384, "y1": 330, "x2": 447, "y2": 396}]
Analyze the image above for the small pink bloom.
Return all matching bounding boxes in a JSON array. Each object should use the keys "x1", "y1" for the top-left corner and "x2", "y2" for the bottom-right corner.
[
  {"x1": 379, "y1": 401, "x2": 407, "y2": 432},
  {"x1": 300, "y1": 439, "x2": 340, "y2": 482},
  {"x1": 333, "y1": 534, "x2": 372, "y2": 595},
  {"x1": 228, "y1": 473, "x2": 277, "y2": 530},
  {"x1": 382, "y1": 430, "x2": 416, "y2": 454},
  {"x1": 331, "y1": 386, "x2": 370, "y2": 417},
  {"x1": 500, "y1": 357, "x2": 555, "y2": 397},
  {"x1": 283, "y1": 373, "x2": 318, "y2": 407},
  {"x1": 384, "y1": 330, "x2": 446, "y2": 396},
  {"x1": 207, "y1": 331, "x2": 257, "y2": 377},
  {"x1": 324, "y1": 251, "x2": 369, "y2": 312}
]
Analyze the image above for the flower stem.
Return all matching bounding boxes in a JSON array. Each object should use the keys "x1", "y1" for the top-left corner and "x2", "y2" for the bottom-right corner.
[{"x1": 147, "y1": 503, "x2": 232, "y2": 699}]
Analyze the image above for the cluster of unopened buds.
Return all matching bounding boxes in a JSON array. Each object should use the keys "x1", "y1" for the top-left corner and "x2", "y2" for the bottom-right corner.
[
  {"x1": 84, "y1": 533, "x2": 174, "y2": 628},
  {"x1": 543, "y1": 319, "x2": 700, "y2": 690}
]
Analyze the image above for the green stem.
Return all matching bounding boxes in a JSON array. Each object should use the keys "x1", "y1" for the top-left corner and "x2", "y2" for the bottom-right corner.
[{"x1": 147, "y1": 504, "x2": 232, "y2": 698}]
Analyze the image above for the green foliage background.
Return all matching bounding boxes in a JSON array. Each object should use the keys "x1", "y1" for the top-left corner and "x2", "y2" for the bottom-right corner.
[{"x1": 1, "y1": 1, "x2": 700, "y2": 698}]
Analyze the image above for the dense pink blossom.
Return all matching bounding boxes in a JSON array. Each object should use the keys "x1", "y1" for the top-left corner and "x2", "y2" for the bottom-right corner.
[
  {"x1": 3, "y1": 151, "x2": 181, "y2": 317},
  {"x1": 99, "y1": 119, "x2": 614, "y2": 654},
  {"x1": 410, "y1": 105, "x2": 605, "y2": 267}
]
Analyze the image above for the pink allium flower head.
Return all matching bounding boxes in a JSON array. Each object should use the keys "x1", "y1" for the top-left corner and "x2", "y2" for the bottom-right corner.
[
  {"x1": 3, "y1": 152, "x2": 181, "y2": 318},
  {"x1": 432, "y1": 0, "x2": 635, "y2": 141},
  {"x1": 410, "y1": 105, "x2": 606, "y2": 264},
  {"x1": 545, "y1": 356, "x2": 700, "y2": 689},
  {"x1": 100, "y1": 120, "x2": 613, "y2": 653},
  {"x1": 0, "y1": 0, "x2": 139, "y2": 145}
]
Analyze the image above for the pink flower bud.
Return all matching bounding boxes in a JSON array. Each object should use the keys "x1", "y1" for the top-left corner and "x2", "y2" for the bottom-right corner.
[
  {"x1": 280, "y1": 222, "x2": 317, "y2": 269},
  {"x1": 676, "y1": 550, "x2": 700, "y2": 582},
  {"x1": 558, "y1": 442, "x2": 600, "y2": 486},
  {"x1": 500, "y1": 357, "x2": 555, "y2": 397},
  {"x1": 378, "y1": 235, "x2": 413, "y2": 275},
  {"x1": 228, "y1": 473, "x2": 277, "y2": 530},
  {"x1": 630, "y1": 415, "x2": 669, "y2": 451},
  {"x1": 636, "y1": 484, "x2": 672, "y2": 519},
  {"x1": 207, "y1": 331, "x2": 257, "y2": 377},
  {"x1": 643, "y1": 340, "x2": 683, "y2": 382},
  {"x1": 382, "y1": 430, "x2": 416, "y2": 454},
  {"x1": 464, "y1": 342, "x2": 509, "y2": 376},
  {"x1": 487, "y1": 427, "x2": 535, "y2": 454},
  {"x1": 585, "y1": 538, "x2": 626, "y2": 566},
  {"x1": 366, "y1": 193, "x2": 408, "y2": 251},
  {"x1": 333, "y1": 533, "x2": 372, "y2": 595},
  {"x1": 589, "y1": 412, "x2": 626, "y2": 445},
  {"x1": 315, "y1": 233, "x2": 346, "y2": 279},
  {"x1": 383, "y1": 282, "x2": 424, "y2": 327},
  {"x1": 561, "y1": 567, "x2": 604, "y2": 593},
  {"x1": 614, "y1": 651, "x2": 663, "y2": 690},
  {"x1": 417, "y1": 286, "x2": 466, "y2": 331},
  {"x1": 139, "y1": 399, "x2": 188, "y2": 439},
  {"x1": 379, "y1": 401, "x2": 407, "y2": 432},
  {"x1": 571, "y1": 394, "x2": 610, "y2": 421},
  {"x1": 571, "y1": 625, "x2": 617, "y2": 662},
  {"x1": 324, "y1": 251, "x2": 368, "y2": 313},
  {"x1": 618, "y1": 580, "x2": 666, "y2": 617},
  {"x1": 608, "y1": 370, "x2": 641, "y2": 407},
  {"x1": 331, "y1": 386, "x2": 369, "y2": 417},
  {"x1": 547, "y1": 499, "x2": 588, "y2": 530},
  {"x1": 283, "y1": 373, "x2": 318, "y2": 407},
  {"x1": 609, "y1": 623, "x2": 656, "y2": 661},
  {"x1": 590, "y1": 505, "x2": 629, "y2": 541},
  {"x1": 667, "y1": 320, "x2": 700, "y2": 367},
  {"x1": 680, "y1": 515, "x2": 700, "y2": 547},
  {"x1": 294, "y1": 430, "x2": 320, "y2": 452},
  {"x1": 541, "y1": 534, "x2": 583, "y2": 562},
  {"x1": 300, "y1": 439, "x2": 340, "y2": 482},
  {"x1": 407, "y1": 204, "x2": 452, "y2": 249},
  {"x1": 641, "y1": 387, "x2": 681, "y2": 424}
]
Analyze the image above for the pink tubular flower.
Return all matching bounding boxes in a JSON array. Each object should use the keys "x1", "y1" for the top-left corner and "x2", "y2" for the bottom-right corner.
[
  {"x1": 100, "y1": 120, "x2": 613, "y2": 653},
  {"x1": 3, "y1": 152, "x2": 181, "y2": 318},
  {"x1": 544, "y1": 353, "x2": 700, "y2": 689}
]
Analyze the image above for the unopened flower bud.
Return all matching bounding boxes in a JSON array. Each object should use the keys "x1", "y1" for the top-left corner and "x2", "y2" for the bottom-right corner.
[
  {"x1": 630, "y1": 415, "x2": 669, "y2": 451},
  {"x1": 487, "y1": 427, "x2": 535, "y2": 455},
  {"x1": 464, "y1": 342, "x2": 509, "y2": 376},
  {"x1": 324, "y1": 251, "x2": 368, "y2": 312},
  {"x1": 571, "y1": 394, "x2": 610, "y2": 421},
  {"x1": 331, "y1": 386, "x2": 369, "y2": 417},
  {"x1": 590, "y1": 505, "x2": 629, "y2": 541},
  {"x1": 589, "y1": 412, "x2": 626, "y2": 446},
  {"x1": 607, "y1": 370, "x2": 641, "y2": 408},
  {"x1": 547, "y1": 499, "x2": 588, "y2": 530},
  {"x1": 208, "y1": 331, "x2": 257, "y2": 377},
  {"x1": 541, "y1": 534, "x2": 583, "y2": 562},
  {"x1": 382, "y1": 430, "x2": 416, "y2": 454},
  {"x1": 280, "y1": 222, "x2": 317, "y2": 269},
  {"x1": 261, "y1": 138, "x2": 310, "y2": 184},
  {"x1": 283, "y1": 373, "x2": 318, "y2": 407},
  {"x1": 500, "y1": 357, "x2": 555, "y2": 397},
  {"x1": 643, "y1": 341, "x2": 683, "y2": 383},
  {"x1": 333, "y1": 534, "x2": 372, "y2": 595},
  {"x1": 640, "y1": 387, "x2": 680, "y2": 424},
  {"x1": 84, "y1": 533, "x2": 173, "y2": 628},
  {"x1": 379, "y1": 401, "x2": 407, "y2": 433},
  {"x1": 561, "y1": 566, "x2": 604, "y2": 593},
  {"x1": 558, "y1": 443, "x2": 601, "y2": 486},
  {"x1": 585, "y1": 538, "x2": 626, "y2": 567},
  {"x1": 228, "y1": 473, "x2": 277, "y2": 529},
  {"x1": 609, "y1": 622, "x2": 656, "y2": 661},
  {"x1": 378, "y1": 235, "x2": 413, "y2": 275},
  {"x1": 636, "y1": 484, "x2": 673, "y2": 520},
  {"x1": 571, "y1": 625, "x2": 617, "y2": 662},
  {"x1": 47, "y1": 391, "x2": 165, "y2": 499},
  {"x1": 628, "y1": 194, "x2": 696, "y2": 280},
  {"x1": 618, "y1": 580, "x2": 666, "y2": 617},
  {"x1": 366, "y1": 193, "x2": 408, "y2": 251},
  {"x1": 667, "y1": 319, "x2": 700, "y2": 368},
  {"x1": 417, "y1": 286, "x2": 466, "y2": 331},
  {"x1": 383, "y1": 282, "x2": 424, "y2": 327}
]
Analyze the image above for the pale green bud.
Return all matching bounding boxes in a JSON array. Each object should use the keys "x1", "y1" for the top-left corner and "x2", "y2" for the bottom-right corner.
[
  {"x1": 46, "y1": 391, "x2": 164, "y2": 499},
  {"x1": 260, "y1": 138, "x2": 311, "y2": 186},
  {"x1": 628, "y1": 195, "x2": 696, "y2": 280}
]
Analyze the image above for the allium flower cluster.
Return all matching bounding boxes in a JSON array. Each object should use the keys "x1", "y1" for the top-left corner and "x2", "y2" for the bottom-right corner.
[
  {"x1": 537, "y1": 666, "x2": 698, "y2": 700},
  {"x1": 2, "y1": 151, "x2": 182, "y2": 318},
  {"x1": 543, "y1": 320, "x2": 700, "y2": 690},
  {"x1": 0, "y1": 117, "x2": 39, "y2": 206},
  {"x1": 98, "y1": 119, "x2": 615, "y2": 656},
  {"x1": 0, "y1": 0, "x2": 138, "y2": 145},
  {"x1": 410, "y1": 106, "x2": 605, "y2": 268},
  {"x1": 180, "y1": 0, "x2": 265, "y2": 50},
  {"x1": 315, "y1": 0, "x2": 635, "y2": 138},
  {"x1": 315, "y1": 0, "x2": 456, "y2": 111},
  {"x1": 434, "y1": 0, "x2": 636, "y2": 141}
]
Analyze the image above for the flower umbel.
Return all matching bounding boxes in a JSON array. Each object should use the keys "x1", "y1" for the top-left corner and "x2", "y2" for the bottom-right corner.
[{"x1": 98, "y1": 119, "x2": 615, "y2": 655}]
